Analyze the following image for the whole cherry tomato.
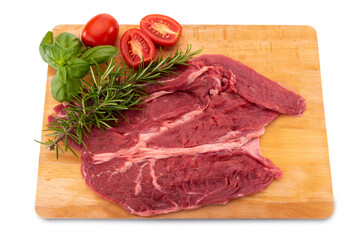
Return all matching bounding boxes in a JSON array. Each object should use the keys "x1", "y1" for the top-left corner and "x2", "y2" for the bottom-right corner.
[{"x1": 81, "y1": 13, "x2": 119, "y2": 47}]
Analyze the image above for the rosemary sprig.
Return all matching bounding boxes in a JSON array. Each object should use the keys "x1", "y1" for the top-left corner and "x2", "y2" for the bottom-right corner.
[{"x1": 38, "y1": 44, "x2": 202, "y2": 158}]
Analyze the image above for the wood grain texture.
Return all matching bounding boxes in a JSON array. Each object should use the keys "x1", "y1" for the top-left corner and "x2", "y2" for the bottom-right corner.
[{"x1": 35, "y1": 24, "x2": 334, "y2": 219}]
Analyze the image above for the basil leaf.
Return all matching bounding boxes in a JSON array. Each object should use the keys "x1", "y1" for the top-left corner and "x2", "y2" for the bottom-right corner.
[
  {"x1": 39, "y1": 31, "x2": 53, "y2": 62},
  {"x1": 51, "y1": 73, "x2": 82, "y2": 102},
  {"x1": 41, "y1": 31, "x2": 88, "y2": 102},
  {"x1": 66, "y1": 58, "x2": 90, "y2": 79},
  {"x1": 44, "y1": 45, "x2": 62, "y2": 70},
  {"x1": 51, "y1": 74, "x2": 66, "y2": 102},
  {"x1": 82, "y1": 45, "x2": 120, "y2": 65},
  {"x1": 45, "y1": 44, "x2": 81, "y2": 70},
  {"x1": 65, "y1": 78, "x2": 82, "y2": 100},
  {"x1": 40, "y1": 31, "x2": 53, "y2": 45},
  {"x1": 54, "y1": 32, "x2": 83, "y2": 58},
  {"x1": 58, "y1": 66, "x2": 67, "y2": 84}
]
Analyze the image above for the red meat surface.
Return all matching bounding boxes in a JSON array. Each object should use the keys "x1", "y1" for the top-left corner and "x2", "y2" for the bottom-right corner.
[{"x1": 50, "y1": 55, "x2": 305, "y2": 216}]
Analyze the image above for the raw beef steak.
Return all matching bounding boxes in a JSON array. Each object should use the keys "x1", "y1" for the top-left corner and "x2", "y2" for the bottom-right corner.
[{"x1": 51, "y1": 54, "x2": 306, "y2": 216}]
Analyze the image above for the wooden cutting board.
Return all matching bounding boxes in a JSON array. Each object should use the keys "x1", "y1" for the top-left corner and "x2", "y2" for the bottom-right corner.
[{"x1": 35, "y1": 24, "x2": 333, "y2": 219}]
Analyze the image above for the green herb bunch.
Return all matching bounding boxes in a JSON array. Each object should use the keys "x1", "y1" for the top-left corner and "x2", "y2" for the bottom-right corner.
[
  {"x1": 39, "y1": 31, "x2": 119, "y2": 102},
  {"x1": 38, "y1": 44, "x2": 202, "y2": 158}
]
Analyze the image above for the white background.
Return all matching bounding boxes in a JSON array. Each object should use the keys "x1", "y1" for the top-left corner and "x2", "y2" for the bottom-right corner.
[{"x1": 1, "y1": 0, "x2": 358, "y2": 239}]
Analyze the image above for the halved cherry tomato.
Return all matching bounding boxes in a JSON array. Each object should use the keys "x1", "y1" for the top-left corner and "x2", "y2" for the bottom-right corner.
[
  {"x1": 120, "y1": 29, "x2": 155, "y2": 67},
  {"x1": 140, "y1": 14, "x2": 182, "y2": 46},
  {"x1": 81, "y1": 13, "x2": 119, "y2": 47}
]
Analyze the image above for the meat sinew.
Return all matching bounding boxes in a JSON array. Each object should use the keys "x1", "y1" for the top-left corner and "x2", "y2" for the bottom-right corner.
[{"x1": 50, "y1": 54, "x2": 306, "y2": 216}]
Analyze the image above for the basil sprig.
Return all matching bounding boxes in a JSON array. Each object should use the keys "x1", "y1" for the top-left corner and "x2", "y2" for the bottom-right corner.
[{"x1": 39, "y1": 31, "x2": 120, "y2": 102}]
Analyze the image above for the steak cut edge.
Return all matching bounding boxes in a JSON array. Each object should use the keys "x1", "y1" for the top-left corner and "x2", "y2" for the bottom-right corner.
[{"x1": 51, "y1": 54, "x2": 305, "y2": 216}]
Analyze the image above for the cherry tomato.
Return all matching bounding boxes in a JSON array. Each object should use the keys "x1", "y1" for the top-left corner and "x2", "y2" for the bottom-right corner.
[
  {"x1": 120, "y1": 29, "x2": 155, "y2": 67},
  {"x1": 81, "y1": 13, "x2": 119, "y2": 47},
  {"x1": 140, "y1": 14, "x2": 182, "y2": 46}
]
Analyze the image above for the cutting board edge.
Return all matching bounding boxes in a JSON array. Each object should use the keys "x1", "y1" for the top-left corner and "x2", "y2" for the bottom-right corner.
[
  {"x1": 35, "y1": 201, "x2": 334, "y2": 219},
  {"x1": 51, "y1": 23, "x2": 319, "y2": 29}
]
